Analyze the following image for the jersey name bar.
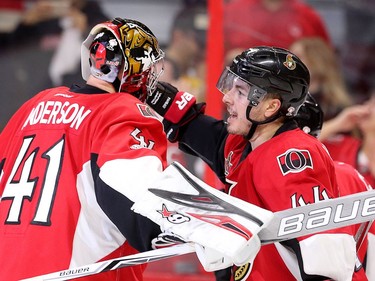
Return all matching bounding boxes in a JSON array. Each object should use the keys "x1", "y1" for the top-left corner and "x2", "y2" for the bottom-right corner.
[{"x1": 22, "y1": 101, "x2": 91, "y2": 130}]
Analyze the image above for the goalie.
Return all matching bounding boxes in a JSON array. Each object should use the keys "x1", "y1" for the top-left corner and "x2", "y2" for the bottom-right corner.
[
  {"x1": 145, "y1": 47, "x2": 358, "y2": 281},
  {"x1": 0, "y1": 16, "x2": 281, "y2": 281}
]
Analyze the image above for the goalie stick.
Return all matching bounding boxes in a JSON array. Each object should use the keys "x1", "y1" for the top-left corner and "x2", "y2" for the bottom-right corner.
[
  {"x1": 22, "y1": 162, "x2": 375, "y2": 280},
  {"x1": 22, "y1": 188, "x2": 375, "y2": 280}
]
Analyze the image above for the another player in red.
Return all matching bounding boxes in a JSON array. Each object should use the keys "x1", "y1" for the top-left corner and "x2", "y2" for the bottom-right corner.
[
  {"x1": 296, "y1": 94, "x2": 373, "y2": 281},
  {"x1": 146, "y1": 47, "x2": 357, "y2": 280},
  {"x1": 0, "y1": 18, "x2": 167, "y2": 281}
]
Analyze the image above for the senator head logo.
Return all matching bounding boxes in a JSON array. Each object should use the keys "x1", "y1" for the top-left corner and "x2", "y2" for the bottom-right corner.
[{"x1": 283, "y1": 54, "x2": 296, "y2": 70}]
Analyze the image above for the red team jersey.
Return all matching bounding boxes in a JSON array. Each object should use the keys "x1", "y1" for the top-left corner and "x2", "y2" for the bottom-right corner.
[
  {"x1": 334, "y1": 162, "x2": 371, "y2": 281},
  {"x1": 223, "y1": 129, "x2": 354, "y2": 280},
  {"x1": 0, "y1": 85, "x2": 167, "y2": 280}
]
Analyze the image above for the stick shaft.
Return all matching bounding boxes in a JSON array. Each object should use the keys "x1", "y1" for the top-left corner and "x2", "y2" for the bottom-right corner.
[
  {"x1": 23, "y1": 189, "x2": 375, "y2": 280},
  {"x1": 22, "y1": 243, "x2": 195, "y2": 281}
]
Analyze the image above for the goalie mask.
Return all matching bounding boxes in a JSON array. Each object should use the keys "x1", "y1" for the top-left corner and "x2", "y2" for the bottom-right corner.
[{"x1": 81, "y1": 18, "x2": 164, "y2": 101}]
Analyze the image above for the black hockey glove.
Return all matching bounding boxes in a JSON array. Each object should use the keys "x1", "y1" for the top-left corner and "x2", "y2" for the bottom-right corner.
[{"x1": 147, "y1": 81, "x2": 206, "y2": 142}]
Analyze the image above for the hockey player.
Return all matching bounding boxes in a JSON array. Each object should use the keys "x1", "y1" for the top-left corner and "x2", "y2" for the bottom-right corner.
[
  {"x1": 296, "y1": 94, "x2": 372, "y2": 281},
  {"x1": 0, "y1": 17, "x2": 277, "y2": 281},
  {"x1": 146, "y1": 47, "x2": 358, "y2": 280},
  {"x1": 0, "y1": 18, "x2": 167, "y2": 281}
]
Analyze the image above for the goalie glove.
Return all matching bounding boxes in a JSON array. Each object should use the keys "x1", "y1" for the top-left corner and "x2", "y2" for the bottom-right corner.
[
  {"x1": 146, "y1": 81, "x2": 206, "y2": 142},
  {"x1": 151, "y1": 231, "x2": 186, "y2": 249},
  {"x1": 195, "y1": 239, "x2": 260, "y2": 272},
  {"x1": 195, "y1": 245, "x2": 234, "y2": 272},
  {"x1": 131, "y1": 162, "x2": 273, "y2": 271}
]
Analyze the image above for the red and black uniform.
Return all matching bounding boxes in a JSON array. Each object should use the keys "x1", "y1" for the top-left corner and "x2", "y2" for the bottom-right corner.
[
  {"x1": 334, "y1": 161, "x2": 371, "y2": 281},
  {"x1": 178, "y1": 115, "x2": 355, "y2": 280},
  {"x1": 0, "y1": 85, "x2": 167, "y2": 281}
]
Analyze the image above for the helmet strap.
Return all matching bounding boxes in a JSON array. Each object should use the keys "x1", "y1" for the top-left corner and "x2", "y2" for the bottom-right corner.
[
  {"x1": 245, "y1": 105, "x2": 281, "y2": 140},
  {"x1": 113, "y1": 77, "x2": 121, "y2": 92}
]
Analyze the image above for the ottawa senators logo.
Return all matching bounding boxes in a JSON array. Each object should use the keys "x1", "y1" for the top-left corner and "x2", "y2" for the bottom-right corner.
[
  {"x1": 224, "y1": 151, "x2": 233, "y2": 176},
  {"x1": 136, "y1": 103, "x2": 159, "y2": 120},
  {"x1": 277, "y1": 149, "x2": 313, "y2": 175},
  {"x1": 234, "y1": 263, "x2": 251, "y2": 280},
  {"x1": 283, "y1": 54, "x2": 296, "y2": 70}
]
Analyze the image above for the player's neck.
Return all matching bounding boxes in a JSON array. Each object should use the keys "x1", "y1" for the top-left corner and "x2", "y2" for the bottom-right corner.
[
  {"x1": 249, "y1": 121, "x2": 282, "y2": 150},
  {"x1": 86, "y1": 76, "x2": 116, "y2": 93}
]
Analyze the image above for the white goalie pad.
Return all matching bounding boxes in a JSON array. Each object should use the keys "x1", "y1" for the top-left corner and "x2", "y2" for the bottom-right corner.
[{"x1": 131, "y1": 162, "x2": 273, "y2": 266}]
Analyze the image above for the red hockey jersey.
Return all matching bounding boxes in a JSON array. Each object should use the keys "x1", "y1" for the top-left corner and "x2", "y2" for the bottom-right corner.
[
  {"x1": 224, "y1": 129, "x2": 355, "y2": 280},
  {"x1": 335, "y1": 161, "x2": 371, "y2": 280},
  {"x1": 0, "y1": 85, "x2": 168, "y2": 280}
]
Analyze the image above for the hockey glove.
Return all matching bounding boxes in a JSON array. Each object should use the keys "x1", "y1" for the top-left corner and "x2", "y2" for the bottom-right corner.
[
  {"x1": 132, "y1": 162, "x2": 273, "y2": 272},
  {"x1": 146, "y1": 81, "x2": 206, "y2": 142},
  {"x1": 151, "y1": 231, "x2": 186, "y2": 249}
]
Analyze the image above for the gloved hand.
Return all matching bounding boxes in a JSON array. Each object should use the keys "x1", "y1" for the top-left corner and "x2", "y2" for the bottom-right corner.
[
  {"x1": 195, "y1": 245, "x2": 234, "y2": 272},
  {"x1": 151, "y1": 231, "x2": 186, "y2": 249},
  {"x1": 195, "y1": 234, "x2": 260, "y2": 272},
  {"x1": 146, "y1": 81, "x2": 206, "y2": 142},
  {"x1": 147, "y1": 81, "x2": 196, "y2": 122},
  {"x1": 132, "y1": 162, "x2": 272, "y2": 274}
]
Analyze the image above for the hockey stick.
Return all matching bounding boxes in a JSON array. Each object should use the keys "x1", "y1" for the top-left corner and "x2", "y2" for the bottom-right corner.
[
  {"x1": 22, "y1": 243, "x2": 196, "y2": 281},
  {"x1": 148, "y1": 162, "x2": 375, "y2": 245},
  {"x1": 23, "y1": 188, "x2": 375, "y2": 281},
  {"x1": 258, "y1": 188, "x2": 375, "y2": 244}
]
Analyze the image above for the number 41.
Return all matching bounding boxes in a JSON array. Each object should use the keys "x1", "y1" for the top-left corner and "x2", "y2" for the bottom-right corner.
[{"x1": 1, "y1": 135, "x2": 65, "y2": 226}]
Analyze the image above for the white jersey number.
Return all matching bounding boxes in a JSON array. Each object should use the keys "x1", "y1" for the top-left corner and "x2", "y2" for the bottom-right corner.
[{"x1": 1, "y1": 135, "x2": 64, "y2": 225}]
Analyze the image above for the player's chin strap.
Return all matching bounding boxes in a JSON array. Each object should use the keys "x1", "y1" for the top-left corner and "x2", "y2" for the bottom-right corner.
[{"x1": 245, "y1": 105, "x2": 281, "y2": 140}]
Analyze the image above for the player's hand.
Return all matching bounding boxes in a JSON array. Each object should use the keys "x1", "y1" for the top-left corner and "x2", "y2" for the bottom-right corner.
[
  {"x1": 194, "y1": 233, "x2": 261, "y2": 272},
  {"x1": 146, "y1": 81, "x2": 205, "y2": 142},
  {"x1": 151, "y1": 231, "x2": 186, "y2": 249},
  {"x1": 146, "y1": 81, "x2": 197, "y2": 123}
]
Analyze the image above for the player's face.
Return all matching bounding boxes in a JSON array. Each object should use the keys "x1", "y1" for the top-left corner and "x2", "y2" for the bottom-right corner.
[{"x1": 222, "y1": 78, "x2": 252, "y2": 135}]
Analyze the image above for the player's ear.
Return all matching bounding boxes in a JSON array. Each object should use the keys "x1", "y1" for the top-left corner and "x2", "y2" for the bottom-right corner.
[{"x1": 265, "y1": 98, "x2": 281, "y2": 117}]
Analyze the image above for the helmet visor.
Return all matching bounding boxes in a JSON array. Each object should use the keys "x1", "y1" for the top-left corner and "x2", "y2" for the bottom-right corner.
[
  {"x1": 217, "y1": 67, "x2": 268, "y2": 107},
  {"x1": 217, "y1": 67, "x2": 254, "y2": 105}
]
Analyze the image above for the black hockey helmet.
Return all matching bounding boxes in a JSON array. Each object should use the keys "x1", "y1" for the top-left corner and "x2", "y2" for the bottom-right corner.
[
  {"x1": 217, "y1": 46, "x2": 310, "y2": 117},
  {"x1": 81, "y1": 17, "x2": 164, "y2": 101},
  {"x1": 296, "y1": 93, "x2": 324, "y2": 138}
]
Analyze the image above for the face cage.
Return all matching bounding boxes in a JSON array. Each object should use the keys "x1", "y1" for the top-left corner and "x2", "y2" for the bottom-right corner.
[
  {"x1": 216, "y1": 67, "x2": 267, "y2": 107},
  {"x1": 119, "y1": 50, "x2": 164, "y2": 101},
  {"x1": 146, "y1": 51, "x2": 165, "y2": 96}
]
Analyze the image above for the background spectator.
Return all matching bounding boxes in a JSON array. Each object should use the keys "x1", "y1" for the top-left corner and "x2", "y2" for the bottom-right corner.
[
  {"x1": 289, "y1": 36, "x2": 353, "y2": 120},
  {"x1": 0, "y1": 0, "x2": 108, "y2": 131},
  {"x1": 320, "y1": 95, "x2": 375, "y2": 188},
  {"x1": 157, "y1": 3, "x2": 208, "y2": 179},
  {"x1": 223, "y1": 0, "x2": 331, "y2": 63}
]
